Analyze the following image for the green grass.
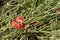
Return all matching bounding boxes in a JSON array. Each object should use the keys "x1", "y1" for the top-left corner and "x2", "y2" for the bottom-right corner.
[{"x1": 0, "y1": 0, "x2": 60, "y2": 40}]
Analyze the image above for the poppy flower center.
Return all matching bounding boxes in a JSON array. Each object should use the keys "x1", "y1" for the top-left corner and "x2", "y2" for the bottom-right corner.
[{"x1": 17, "y1": 20, "x2": 22, "y2": 24}]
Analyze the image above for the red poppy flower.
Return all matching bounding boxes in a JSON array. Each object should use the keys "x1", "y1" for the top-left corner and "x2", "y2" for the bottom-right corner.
[{"x1": 12, "y1": 16, "x2": 25, "y2": 30}]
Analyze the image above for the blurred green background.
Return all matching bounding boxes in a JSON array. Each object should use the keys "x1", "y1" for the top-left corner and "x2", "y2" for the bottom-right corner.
[{"x1": 0, "y1": 0, "x2": 60, "y2": 40}]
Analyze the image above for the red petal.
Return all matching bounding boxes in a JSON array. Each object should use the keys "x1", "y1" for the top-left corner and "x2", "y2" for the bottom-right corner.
[
  {"x1": 12, "y1": 20, "x2": 20, "y2": 30},
  {"x1": 15, "y1": 16, "x2": 24, "y2": 23}
]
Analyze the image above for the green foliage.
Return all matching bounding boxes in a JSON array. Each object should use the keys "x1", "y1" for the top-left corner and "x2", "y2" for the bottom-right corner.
[{"x1": 0, "y1": 0, "x2": 60, "y2": 40}]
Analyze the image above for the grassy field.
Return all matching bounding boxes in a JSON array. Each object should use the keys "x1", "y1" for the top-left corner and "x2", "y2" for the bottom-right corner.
[{"x1": 0, "y1": 0, "x2": 60, "y2": 40}]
